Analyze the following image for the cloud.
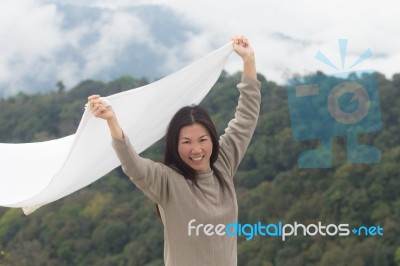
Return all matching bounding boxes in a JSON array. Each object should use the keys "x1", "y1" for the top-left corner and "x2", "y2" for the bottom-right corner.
[
  {"x1": 43, "y1": 0, "x2": 152, "y2": 9},
  {"x1": 270, "y1": 32, "x2": 313, "y2": 48},
  {"x1": 0, "y1": 0, "x2": 197, "y2": 97},
  {"x1": 147, "y1": 0, "x2": 400, "y2": 82},
  {"x1": 79, "y1": 10, "x2": 150, "y2": 78},
  {"x1": 0, "y1": 0, "x2": 64, "y2": 95},
  {"x1": 0, "y1": 0, "x2": 399, "y2": 97}
]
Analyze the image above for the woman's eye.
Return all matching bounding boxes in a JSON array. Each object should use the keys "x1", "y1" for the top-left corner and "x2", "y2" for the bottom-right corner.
[{"x1": 200, "y1": 138, "x2": 207, "y2": 142}]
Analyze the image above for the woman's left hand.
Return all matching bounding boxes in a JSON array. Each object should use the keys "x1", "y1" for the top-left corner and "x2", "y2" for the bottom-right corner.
[
  {"x1": 232, "y1": 35, "x2": 254, "y2": 61},
  {"x1": 232, "y1": 35, "x2": 257, "y2": 80}
]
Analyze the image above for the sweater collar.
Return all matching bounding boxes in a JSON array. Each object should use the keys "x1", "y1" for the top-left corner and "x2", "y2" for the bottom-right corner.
[{"x1": 196, "y1": 168, "x2": 213, "y2": 178}]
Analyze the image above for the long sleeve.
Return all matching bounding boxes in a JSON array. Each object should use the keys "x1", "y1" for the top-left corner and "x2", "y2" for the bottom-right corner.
[
  {"x1": 110, "y1": 75, "x2": 260, "y2": 266},
  {"x1": 112, "y1": 136, "x2": 173, "y2": 207},
  {"x1": 218, "y1": 75, "x2": 261, "y2": 177}
]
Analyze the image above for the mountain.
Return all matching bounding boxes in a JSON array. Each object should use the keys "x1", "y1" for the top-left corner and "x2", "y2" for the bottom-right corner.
[{"x1": 0, "y1": 71, "x2": 400, "y2": 265}]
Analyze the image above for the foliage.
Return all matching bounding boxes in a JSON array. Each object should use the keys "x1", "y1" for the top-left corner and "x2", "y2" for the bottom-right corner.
[{"x1": 0, "y1": 71, "x2": 399, "y2": 265}]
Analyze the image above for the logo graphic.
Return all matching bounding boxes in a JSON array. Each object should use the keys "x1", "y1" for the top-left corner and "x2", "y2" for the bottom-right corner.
[
  {"x1": 188, "y1": 219, "x2": 384, "y2": 241},
  {"x1": 287, "y1": 39, "x2": 382, "y2": 168}
]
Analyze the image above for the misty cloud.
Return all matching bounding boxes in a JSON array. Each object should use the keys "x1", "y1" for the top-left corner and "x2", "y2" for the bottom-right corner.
[
  {"x1": 0, "y1": 1, "x2": 200, "y2": 97},
  {"x1": 0, "y1": 0, "x2": 399, "y2": 97}
]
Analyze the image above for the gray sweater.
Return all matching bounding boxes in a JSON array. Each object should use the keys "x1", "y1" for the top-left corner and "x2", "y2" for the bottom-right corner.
[{"x1": 112, "y1": 75, "x2": 261, "y2": 266}]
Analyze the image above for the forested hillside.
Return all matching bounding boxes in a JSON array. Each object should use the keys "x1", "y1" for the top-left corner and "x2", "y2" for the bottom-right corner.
[{"x1": 0, "y1": 71, "x2": 399, "y2": 266}]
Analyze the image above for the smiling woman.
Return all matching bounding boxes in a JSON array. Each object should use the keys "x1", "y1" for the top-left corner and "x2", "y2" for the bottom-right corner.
[
  {"x1": 87, "y1": 35, "x2": 261, "y2": 266},
  {"x1": 178, "y1": 122, "x2": 213, "y2": 172},
  {"x1": 167, "y1": 105, "x2": 221, "y2": 184}
]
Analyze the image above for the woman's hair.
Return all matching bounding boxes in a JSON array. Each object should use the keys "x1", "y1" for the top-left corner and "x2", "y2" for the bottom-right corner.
[
  {"x1": 155, "y1": 105, "x2": 228, "y2": 218},
  {"x1": 164, "y1": 105, "x2": 227, "y2": 190}
]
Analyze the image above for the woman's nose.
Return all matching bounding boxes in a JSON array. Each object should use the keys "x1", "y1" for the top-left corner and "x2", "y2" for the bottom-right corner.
[{"x1": 191, "y1": 144, "x2": 202, "y2": 153}]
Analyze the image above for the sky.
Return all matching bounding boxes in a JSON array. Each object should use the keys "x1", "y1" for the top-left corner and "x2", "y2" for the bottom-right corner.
[{"x1": 0, "y1": 0, "x2": 399, "y2": 96}]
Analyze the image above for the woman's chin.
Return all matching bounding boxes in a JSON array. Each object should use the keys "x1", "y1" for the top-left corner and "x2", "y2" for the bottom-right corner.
[{"x1": 189, "y1": 162, "x2": 210, "y2": 172}]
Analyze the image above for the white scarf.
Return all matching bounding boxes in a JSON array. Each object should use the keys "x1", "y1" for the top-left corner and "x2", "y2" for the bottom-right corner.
[{"x1": 0, "y1": 42, "x2": 233, "y2": 214}]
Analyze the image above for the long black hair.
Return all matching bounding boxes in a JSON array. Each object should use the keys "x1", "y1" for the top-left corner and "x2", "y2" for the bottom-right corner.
[
  {"x1": 164, "y1": 105, "x2": 226, "y2": 187},
  {"x1": 156, "y1": 105, "x2": 228, "y2": 217}
]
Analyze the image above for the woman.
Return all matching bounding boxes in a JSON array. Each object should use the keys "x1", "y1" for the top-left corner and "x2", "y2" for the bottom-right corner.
[{"x1": 88, "y1": 35, "x2": 261, "y2": 266}]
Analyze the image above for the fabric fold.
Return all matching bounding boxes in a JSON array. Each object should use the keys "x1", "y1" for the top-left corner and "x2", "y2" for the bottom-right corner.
[{"x1": 0, "y1": 42, "x2": 233, "y2": 214}]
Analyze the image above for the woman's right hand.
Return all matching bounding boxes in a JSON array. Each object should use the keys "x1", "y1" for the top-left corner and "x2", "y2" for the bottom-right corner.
[
  {"x1": 88, "y1": 95, "x2": 124, "y2": 139},
  {"x1": 87, "y1": 95, "x2": 115, "y2": 121}
]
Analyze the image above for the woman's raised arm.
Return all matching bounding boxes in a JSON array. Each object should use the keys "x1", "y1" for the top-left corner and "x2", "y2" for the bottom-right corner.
[
  {"x1": 232, "y1": 35, "x2": 257, "y2": 80},
  {"x1": 87, "y1": 94, "x2": 124, "y2": 139}
]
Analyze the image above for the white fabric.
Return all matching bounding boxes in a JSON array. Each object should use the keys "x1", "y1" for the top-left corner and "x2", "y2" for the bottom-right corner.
[{"x1": 0, "y1": 43, "x2": 233, "y2": 214}]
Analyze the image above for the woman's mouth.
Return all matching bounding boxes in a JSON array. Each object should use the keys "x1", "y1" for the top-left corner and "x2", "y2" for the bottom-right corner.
[{"x1": 190, "y1": 156, "x2": 204, "y2": 162}]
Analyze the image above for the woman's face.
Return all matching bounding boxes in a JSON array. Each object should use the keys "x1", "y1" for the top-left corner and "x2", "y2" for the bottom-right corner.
[{"x1": 178, "y1": 123, "x2": 213, "y2": 172}]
